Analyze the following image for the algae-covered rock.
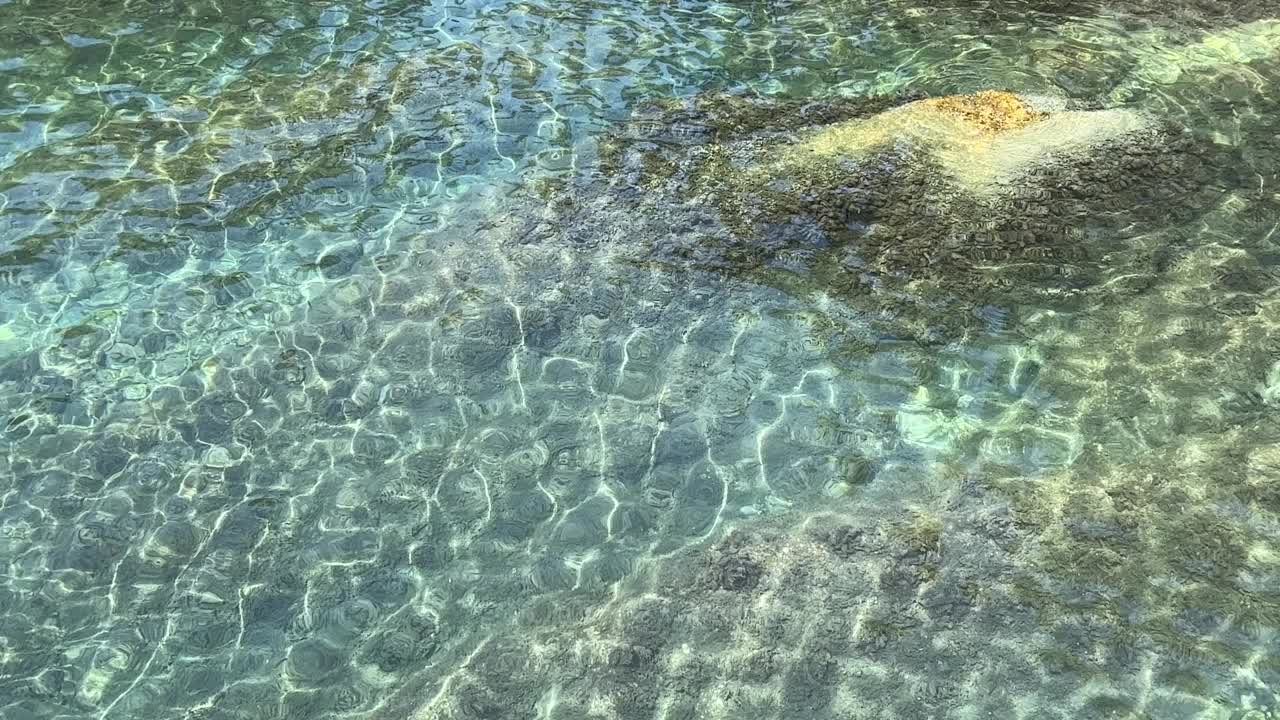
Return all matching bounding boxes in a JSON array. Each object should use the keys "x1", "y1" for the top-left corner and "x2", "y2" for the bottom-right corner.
[
  {"x1": 555, "y1": 88, "x2": 1235, "y2": 342},
  {"x1": 923, "y1": 91, "x2": 1050, "y2": 133},
  {"x1": 749, "y1": 90, "x2": 1152, "y2": 196}
]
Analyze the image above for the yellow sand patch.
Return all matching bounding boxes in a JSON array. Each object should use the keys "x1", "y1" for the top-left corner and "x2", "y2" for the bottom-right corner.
[{"x1": 919, "y1": 90, "x2": 1048, "y2": 134}]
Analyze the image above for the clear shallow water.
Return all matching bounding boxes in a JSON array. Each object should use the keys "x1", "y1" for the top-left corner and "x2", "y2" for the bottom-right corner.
[{"x1": 1, "y1": 1, "x2": 1279, "y2": 719}]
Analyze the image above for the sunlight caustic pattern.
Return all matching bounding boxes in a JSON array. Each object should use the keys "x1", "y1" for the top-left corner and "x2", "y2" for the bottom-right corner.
[{"x1": 0, "y1": 0, "x2": 1279, "y2": 719}]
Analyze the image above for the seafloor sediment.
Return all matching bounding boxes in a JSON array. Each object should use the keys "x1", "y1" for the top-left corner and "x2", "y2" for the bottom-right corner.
[
  {"x1": 1, "y1": 5, "x2": 1279, "y2": 720},
  {"x1": 428, "y1": 65, "x2": 1280, "y2": 720}
]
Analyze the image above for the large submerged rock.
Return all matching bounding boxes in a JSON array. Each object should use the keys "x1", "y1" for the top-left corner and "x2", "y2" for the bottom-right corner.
[{"x1": 532, "y1": 88, "x2": 1238, "y2": 341}]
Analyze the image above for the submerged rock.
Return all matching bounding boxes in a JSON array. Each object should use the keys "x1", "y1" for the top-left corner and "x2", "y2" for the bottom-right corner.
[
  {"x1": 533, "y1": 88, "x2": 1237, "y2": 342},
  {"x1": 759, "y1": 90, "x2": 1151, "y2": 196}
]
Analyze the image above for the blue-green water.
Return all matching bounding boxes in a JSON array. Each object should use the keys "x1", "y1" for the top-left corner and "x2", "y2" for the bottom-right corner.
[{"x1": 1, "y1": 1, "x2": 1279, "y2": 718}]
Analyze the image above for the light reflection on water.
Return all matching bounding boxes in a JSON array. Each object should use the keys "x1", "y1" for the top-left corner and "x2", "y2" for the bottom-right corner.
[{"x1": 1, "y1": 1, "x2": 1279, "y2": 719}]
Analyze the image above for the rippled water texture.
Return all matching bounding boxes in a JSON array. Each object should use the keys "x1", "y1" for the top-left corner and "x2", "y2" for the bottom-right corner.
[{"x1": 2, "y1": 0, "x2": 1279, "y2": 718}]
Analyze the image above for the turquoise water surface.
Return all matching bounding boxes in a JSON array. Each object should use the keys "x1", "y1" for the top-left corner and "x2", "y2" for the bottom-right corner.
[{"x1": 1, "y1": 0, "x2": 1279, "y2": 718}]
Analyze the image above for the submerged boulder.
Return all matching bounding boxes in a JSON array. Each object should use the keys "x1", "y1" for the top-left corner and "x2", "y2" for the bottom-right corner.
[
  {"x1": 537, "y1": 88, "x2": 1237, "y2": 340},
  {"x1": 756, "y1": 90, "x2": 1151, "y2": 196}
]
